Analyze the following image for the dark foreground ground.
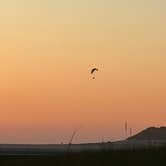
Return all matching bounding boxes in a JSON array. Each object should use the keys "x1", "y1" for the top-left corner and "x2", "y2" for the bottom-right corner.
[{"x1": 1, "y1": 148, "x2": 166, "y2": 166}]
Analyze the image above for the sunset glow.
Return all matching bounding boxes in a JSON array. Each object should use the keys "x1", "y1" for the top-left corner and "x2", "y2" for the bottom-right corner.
[{"x1": 0, "y1": 0, "x2": 166, "y2": 143}]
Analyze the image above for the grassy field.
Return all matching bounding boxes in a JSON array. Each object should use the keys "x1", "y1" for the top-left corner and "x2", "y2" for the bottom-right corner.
[{"x1": 1, "y1": 148, "x2": 166, "y2": 166}]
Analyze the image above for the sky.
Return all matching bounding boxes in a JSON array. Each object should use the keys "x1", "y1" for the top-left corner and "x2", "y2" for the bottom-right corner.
[{"x1": 0, "y1": 0, "x2": 166, "y2": 144}]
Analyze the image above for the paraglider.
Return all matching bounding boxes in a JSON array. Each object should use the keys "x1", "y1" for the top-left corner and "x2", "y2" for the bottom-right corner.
[{"x1": 91, "y1": 68, "x2": 99, "y2": 79}]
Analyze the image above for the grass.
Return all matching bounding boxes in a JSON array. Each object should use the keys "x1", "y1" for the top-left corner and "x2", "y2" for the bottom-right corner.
[
  {"x1": 0, "y1": 148, "x2": 166, "y2": 166},
  {"x1": 1, "y1": 148, "x2": 166, "y2": 166}
]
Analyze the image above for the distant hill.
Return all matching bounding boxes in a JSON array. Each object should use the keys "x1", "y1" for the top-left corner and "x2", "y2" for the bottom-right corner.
[{"x1": 127, "y1": 127, "x2": 166, "y2": 140}]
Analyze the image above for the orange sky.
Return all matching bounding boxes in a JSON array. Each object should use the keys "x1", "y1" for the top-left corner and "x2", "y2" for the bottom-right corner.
[{"x1": 0, "y1": 0, "x2": 166, "y2": 143}]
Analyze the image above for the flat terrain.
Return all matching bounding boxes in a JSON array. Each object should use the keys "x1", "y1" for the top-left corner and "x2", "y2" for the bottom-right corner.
[
  {"x1": 1, "y1": 141, "x2": 166, "y2": 166},
  {"x1": 1, "y1": 140, "x2": 166, "y2": 156},
  {"x1": 1, "y1": 148, "x2": 166, "y2": 166}
]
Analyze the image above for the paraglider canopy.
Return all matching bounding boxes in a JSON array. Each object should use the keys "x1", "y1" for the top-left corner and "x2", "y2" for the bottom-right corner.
[
  {"x1": 91, "y1": 68, "x2": 99, "y2": 74},
  {"x1": 91, "y1": 68, "x2": 99, "y2": 79}
]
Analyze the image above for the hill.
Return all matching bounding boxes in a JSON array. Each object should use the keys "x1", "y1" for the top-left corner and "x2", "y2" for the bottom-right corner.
[{"x1": 128, "y1": 127, "x2": 166, "y2": 140}]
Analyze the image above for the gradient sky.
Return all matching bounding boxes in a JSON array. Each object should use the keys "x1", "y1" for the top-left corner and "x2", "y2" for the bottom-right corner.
[{"x1": 0, "y1": 0, "x2": 166, "y2": 143}]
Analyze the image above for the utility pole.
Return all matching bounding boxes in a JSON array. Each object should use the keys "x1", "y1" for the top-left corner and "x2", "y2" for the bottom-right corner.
[
  {"x1": 125, "y1": 122, "x2": 128, "y2": 139},
  {"x1": 130, "y1": 128, "x2": 132, "y2": 137}
]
